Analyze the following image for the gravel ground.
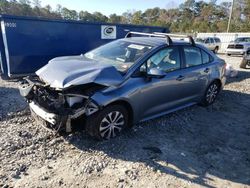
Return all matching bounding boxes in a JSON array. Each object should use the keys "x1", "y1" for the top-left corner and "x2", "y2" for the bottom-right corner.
[{"x1": 0, "y1": 55, "x2": 250, "y2": 188}]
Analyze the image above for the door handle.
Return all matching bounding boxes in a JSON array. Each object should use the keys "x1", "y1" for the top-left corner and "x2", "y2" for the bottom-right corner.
[
  {"x1": 204, "y1": 68, "x2": 210, "y2": 73},
  {"x1": 176, "y1": 75, "x2": 185, "y2": 81}
]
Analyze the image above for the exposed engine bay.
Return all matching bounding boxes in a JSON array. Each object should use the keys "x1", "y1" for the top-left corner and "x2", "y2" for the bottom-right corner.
[{"x1": 19, "y1": 76, "x2": 105, "y2": 132}]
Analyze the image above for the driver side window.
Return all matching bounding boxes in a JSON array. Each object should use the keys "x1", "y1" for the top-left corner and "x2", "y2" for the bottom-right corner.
[{"x1": 146, "y1": 47, "x2": 181, "y2": 72}]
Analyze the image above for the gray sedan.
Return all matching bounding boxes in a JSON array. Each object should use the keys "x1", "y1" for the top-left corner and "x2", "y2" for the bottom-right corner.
[{"x1": 19, "y1": 32, "x2": 227, "y2": 140}]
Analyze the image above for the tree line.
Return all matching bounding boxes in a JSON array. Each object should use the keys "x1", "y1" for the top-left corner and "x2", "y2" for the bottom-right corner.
[{"x1": 0, "y1": 0, "x2": 249, "y2": 32}]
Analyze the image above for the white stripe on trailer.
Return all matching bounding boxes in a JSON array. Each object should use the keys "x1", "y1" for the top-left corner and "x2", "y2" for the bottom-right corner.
[{"x1": 1, "y1": 21, "x2": 11, "y2": 77}]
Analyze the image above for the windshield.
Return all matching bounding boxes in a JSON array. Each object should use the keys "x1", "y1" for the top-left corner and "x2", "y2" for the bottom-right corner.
[
  {"x1": 84, "y1": 40, "x2": 152, "y2": 72},
  {"x1": 235, "y1": 37, "x2": 250, "y2": 43}
]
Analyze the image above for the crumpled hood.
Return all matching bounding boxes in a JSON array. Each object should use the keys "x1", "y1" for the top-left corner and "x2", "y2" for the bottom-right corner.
[{"x1": 36, "y1": 56, "x2": 124, "y2": 89}]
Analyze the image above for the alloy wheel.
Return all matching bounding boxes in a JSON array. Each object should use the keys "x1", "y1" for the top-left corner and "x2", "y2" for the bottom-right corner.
[
  {"x1": 206, "y1": 83, "x2": 219, "y2": 104},
  {"x1": 99, "y1": 111, "x2": 125, "y2": 139}
]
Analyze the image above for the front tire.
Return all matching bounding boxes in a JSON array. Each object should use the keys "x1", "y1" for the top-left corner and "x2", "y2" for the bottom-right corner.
[
  {"x1": 200, "y1": 81, "x2": 220, "y2": 106},
  {"x1": 85, "y1": 104, "x2": 129, "y2": 140}
]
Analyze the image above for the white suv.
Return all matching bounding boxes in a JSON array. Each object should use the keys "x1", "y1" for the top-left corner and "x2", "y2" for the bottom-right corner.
[{"x1": 196, "y1": 37, "x2": 221, "y2": 53}]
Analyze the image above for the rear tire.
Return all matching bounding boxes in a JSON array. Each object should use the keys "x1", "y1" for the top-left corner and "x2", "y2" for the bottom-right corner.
[
  {"x1": 227, "y1": 53, "x2": 231, "y2": 56},
  {"x1": 200, "y1": 81, "x2": 220, "y2": 106},
  {"x1": 85, "y1": 104, "x2": 129, "y2": 140},
  {"x1": 240, "y1": 59, "x2": 247, "y2": 69},
  {"x1": 214, "y1": 47, "x2": 219, "y2": 54}
]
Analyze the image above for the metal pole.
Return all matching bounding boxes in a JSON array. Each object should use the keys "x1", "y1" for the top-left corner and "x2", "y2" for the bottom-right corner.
[{"x1": 227, "y1": 0, "x2": 235, "y2": 33}]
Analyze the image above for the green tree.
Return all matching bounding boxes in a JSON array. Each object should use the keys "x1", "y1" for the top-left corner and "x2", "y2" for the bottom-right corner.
[
  {"x1": 131, "y1": 11, "x2": 144, "y2": 25},
  {"x1": 61, "y1": 7, "x2": 78, "y2": 20},
  {"x1": 92, "y1": 12, "x2": 108, "y2": 22},
  {"x1": 32, "y1": 0, "x2": 41, "y2": 8},
  {"x1": 109, "y1": 13, "x2": 122, "y2": 23},
  {"x1": 79, "y1": 11, "x2": 94, "y2": 21},
  {"x1": 121, "y1": 10, "x2": 133, "y2": 24}
]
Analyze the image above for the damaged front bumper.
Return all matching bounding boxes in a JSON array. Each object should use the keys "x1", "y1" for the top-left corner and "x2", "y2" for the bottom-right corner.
[
  {"x1": 19, "y1": 77, "x2": 100, "y2": 132},
  {"x1": 29, "y1": 101, "x2": 87, "y2": 132},
  {"x1": 29, "y1": 101, "x2": 58, "y2": 125}
]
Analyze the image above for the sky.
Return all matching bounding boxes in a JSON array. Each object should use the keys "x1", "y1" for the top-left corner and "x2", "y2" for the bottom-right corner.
[{"x1": 40, "y1": 0, "x2": 230, "y2": 16}]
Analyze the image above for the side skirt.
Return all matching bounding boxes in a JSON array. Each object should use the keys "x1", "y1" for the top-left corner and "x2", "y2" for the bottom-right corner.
[{"x1": 140, "y1": 102, "x2": 197, "y2": 123}]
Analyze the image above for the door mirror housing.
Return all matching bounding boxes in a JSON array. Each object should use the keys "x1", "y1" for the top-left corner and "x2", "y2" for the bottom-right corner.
[{"x1": 147, "y1": 68, "x2": 165, "y2": 79}]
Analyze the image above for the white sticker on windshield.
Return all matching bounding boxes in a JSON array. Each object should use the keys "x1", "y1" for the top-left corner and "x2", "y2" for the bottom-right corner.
[{"x1": 128, "y1": 44, "x2": 147, "y2": 50}]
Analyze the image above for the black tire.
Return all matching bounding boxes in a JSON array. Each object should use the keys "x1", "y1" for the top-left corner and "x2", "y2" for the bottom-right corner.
[
  {"x1": 227, "y1": 53, "x2": 231, "y2": 56},
  {"x1": 200, "y1": 81, "x2": 220, "y2": 106},
  {"x1": 214, "y1": 47, "x2": 219, "y2": 54},
  {"x1": 240, "y1": 59, "x2": 247, "y2": 69},
  {"x1": 85, "y1": 104, "x2": 129, "y2": 140}
]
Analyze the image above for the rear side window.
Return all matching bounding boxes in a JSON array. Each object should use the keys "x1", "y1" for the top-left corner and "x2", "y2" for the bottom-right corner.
[
  {"x1": 183, "y1": 47, "x2": 202, "y2": 67},
  {"x1": 201, "y1": 49, "x2": 213, "y2": 64},
  {"x1": 214, "y1": 38, "x2": 221, "y2": 43}
]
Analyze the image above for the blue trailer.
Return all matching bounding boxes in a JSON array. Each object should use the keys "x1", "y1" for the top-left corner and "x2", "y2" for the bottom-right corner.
[{"x1": 0, "y1": 15, "x2": 168, "y2": 78}]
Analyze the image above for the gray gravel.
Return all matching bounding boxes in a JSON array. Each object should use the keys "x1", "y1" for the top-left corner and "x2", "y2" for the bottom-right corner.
[{"x1": 0, "y1": 55, "x2": 250, "y2": 188}]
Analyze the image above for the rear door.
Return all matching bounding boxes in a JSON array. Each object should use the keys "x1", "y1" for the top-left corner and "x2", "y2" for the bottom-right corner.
[{"x1": 179, "y1": 46, "x2": 211, "y2": 100}]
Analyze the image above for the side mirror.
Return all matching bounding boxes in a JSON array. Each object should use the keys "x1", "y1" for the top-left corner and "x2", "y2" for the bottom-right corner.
[{"x1": 147, "y1": 68, "x2": 165, "y2": 79}]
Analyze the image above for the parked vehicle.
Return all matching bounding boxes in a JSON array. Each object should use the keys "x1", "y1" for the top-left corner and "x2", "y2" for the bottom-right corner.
[
  {"x1": 226, "y1": 37, "x2": 250, "y2": 56},
  {"x1": 240, "y1": 47, "x2": 250, "y2": 69},
  {"x1": 195, "y1": 37, "x2": 221, "y2": 53},
  {"x1": 19, "y1": 32, "x2": 227, "y2": 140}
]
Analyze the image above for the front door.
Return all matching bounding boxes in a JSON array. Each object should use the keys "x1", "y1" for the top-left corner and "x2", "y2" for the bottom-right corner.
[{"x1": 133, "y1": 46, "x2": 195, "y2": 120}]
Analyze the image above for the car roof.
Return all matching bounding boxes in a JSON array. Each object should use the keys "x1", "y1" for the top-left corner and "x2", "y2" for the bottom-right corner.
[{"x1": 122, "y1": 37, "x2": 192, "y2": 47}]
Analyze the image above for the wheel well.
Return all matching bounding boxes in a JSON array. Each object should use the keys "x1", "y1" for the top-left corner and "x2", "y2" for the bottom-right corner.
[
  {"x1": 106, "y1": 100, "x2": 134, "y2": 127},
  {"x1": 212, "y1": 79, "x2": 222, "y2": 89}
]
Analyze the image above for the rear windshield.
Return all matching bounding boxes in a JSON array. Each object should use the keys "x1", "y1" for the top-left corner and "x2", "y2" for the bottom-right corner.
[{"x1": 84, "y1": 40, "x2": 152, "y2": 72}]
